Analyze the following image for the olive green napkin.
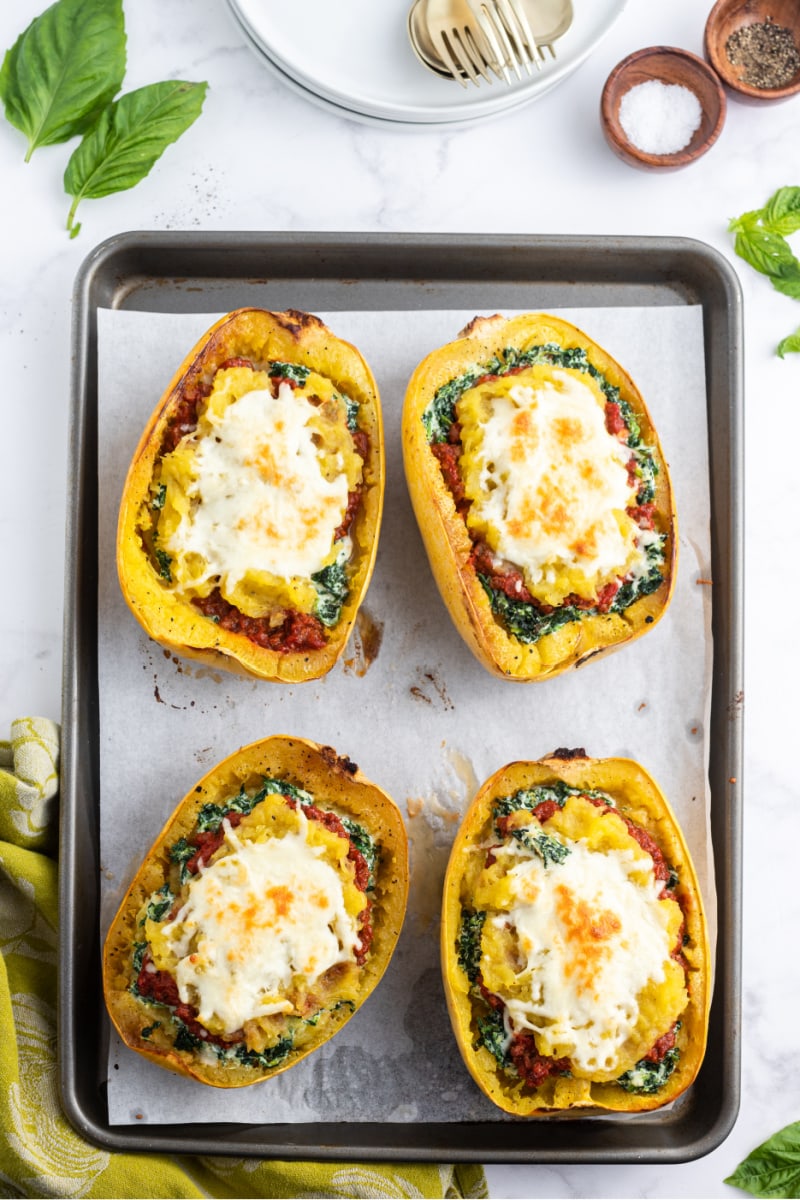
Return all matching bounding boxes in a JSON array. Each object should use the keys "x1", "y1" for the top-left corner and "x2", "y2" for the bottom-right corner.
[{"x1": 0, "y1": 717, "x2": 488, "y2": 1200}]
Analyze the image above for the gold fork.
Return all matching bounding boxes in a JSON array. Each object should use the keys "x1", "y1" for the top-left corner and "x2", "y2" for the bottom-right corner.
[
  {"x1": 529, "y1": 0, "x2": 574, "y2": 59},
  {"x1": 466, "y1": 0, "x2": 545, "y2": 77},
  {"x1": 422, "y1": 0, "x2": 498, "y2": 88}
]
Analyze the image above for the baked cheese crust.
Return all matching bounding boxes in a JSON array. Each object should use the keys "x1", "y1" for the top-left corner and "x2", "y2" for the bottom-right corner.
[{"x1": 441, "y1": 753, "x2": 710, "y2": 1115}]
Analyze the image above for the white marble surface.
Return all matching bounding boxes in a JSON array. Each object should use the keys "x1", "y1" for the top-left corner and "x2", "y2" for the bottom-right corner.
[{"x1": 1, "y1": 0, "x2": 798, "y2": 1194}]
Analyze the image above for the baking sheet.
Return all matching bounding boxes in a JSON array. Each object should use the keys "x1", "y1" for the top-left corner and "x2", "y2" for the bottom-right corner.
[
  {"x1": 60, "y1": 230, "x2": 742, "y2": 1161},
  {"x1": 96, "y1": 303, "x2": 713, "y2": 1126}
]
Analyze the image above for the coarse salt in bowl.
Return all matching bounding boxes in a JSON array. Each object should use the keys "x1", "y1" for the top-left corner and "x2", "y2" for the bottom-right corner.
[
  {"x1": 601, "y1": 46, "x2": 727, "y2": 169},
  {"x1": 619, "y1": 79, "x2": 702, "y2": 155}
]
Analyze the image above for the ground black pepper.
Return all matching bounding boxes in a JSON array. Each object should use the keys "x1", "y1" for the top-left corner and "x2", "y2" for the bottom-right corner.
[{"x1": 725, "y1": 19, "x2": 800, "y2": 89}]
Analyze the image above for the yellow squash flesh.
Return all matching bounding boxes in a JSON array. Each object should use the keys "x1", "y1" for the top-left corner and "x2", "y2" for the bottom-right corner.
[
  {"x1": 103, "y1": 735, "x2": 409, "y2": 1087},
  {"x1": 441, "y1": 750, "x2": 710, "y2": 1115},
  {"x1": 402, "y1": 313, "x2": 677, "y2": 681},
  {"x1": 117, "y1": 308, "x2": 384, "y2": 682}
]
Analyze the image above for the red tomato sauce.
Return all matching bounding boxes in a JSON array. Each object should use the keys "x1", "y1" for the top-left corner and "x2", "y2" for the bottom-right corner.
[
  {"x1": 192, "y1": 590, "x2": 327, "y2": 652},
  {"x1": 509, "y1": 1032, "x2": 571, "y2": 1088}
]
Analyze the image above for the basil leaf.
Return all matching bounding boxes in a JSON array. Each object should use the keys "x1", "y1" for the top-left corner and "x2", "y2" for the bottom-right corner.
[
  {"x1": 777, "y1": 328, "x2": 800, "y2": 358},
  {"x1": 63, "y1": 78, "x2": 207, "y2": 237},
  {"x1": 763, "y1": 187, "x2": 800, "y2": 237},
  {"x1": 730, "y1": 189, "x2": 800, "y2": 357},
  {"x1": 770, "y1": 269, "x2": 800, "y2": 302},
  {"x1": 725, "y1": 1120, "x2": 800, "y2": 1198},
  {"x1": 0, "y1": 0, "x2": 126, "y2": 161},
  {"x1": 733, "y1": 227, "x2": 798, "y2": 279},
  {"x1": 728, "y1": 209, "x2": 763, "y2": 234}
]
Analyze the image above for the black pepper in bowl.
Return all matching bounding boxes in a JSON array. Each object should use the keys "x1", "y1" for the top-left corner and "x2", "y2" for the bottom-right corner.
[
  {"x1": 725, "y1": 19, "x2": 800, "y2": 89},
  {"x1": 705, "y1": 0, "x2": 800, "y2": 101}
]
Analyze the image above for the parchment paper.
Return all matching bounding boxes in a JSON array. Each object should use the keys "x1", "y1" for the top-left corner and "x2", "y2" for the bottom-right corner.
[{"x1": 97, "y1": 304, "x2": 713, "y2": 1125}]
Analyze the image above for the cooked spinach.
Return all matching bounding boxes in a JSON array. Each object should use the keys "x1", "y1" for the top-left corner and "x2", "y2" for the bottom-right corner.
[
  {"x1": 617, "y1": 1048, "x2": 679, "y2": 1094},
  {"x1": 457, "y1": 909, "x2": 486, "y2": 983},
  {"x1": 194, "y1": 802, "x2": 229, "y2": 833},
  {"x1": 421, "y1": 342, "x2": 641, "y2": 445},
  {"x1": 173, "y1": 1020, "x2": 204, "y2": 1053},
  {"x1": 145, "y1": 883, "x2": 174, "y2": 922},
  {"x1": 268, "y1": 360, "x2": 310, "y2": 386},
  {"x1": 140, "y1": 1021, "x2": 161, "y2": 1039},
  {"x1": 194, "y1": 787, "x2": 259, "y2": 833},
  {"x1": 494, "y1": 784, "x2": 566, "y2": 817},
  {"x1": 478, "y1": 577, "x2": 583, "y2": 644},
  {"x1": 154, "y1": 547, "x2": 172, "y2": 582},
  {"x1": 340, "y1": 817, "x2": 379, "y2": 889},
  {"x1": 510, "y1": 828, "x2": 570, "y2": 867},
  {"x1": 151, "y1": 482, "x2": 166, "y2": 511},
  {"x1": 631, "y1": 446, "x2": 658, "y2": 505},
  {"x1": 169, "y1": 836, "x2": 195, "y2": 884},
  {"x1": 233, "y1": 1035, "x2": 294, "y2": 1070},
  {"x1": 258, "y1": 777, "x2": 315, "y2": 806},
  {"x1": 480, "y1": 533, "x2": 665, "y2": 646},
  {"x1": 344, "y1": 396, "x2": 360, "y2": 432},
  {"x1": 476, "y1": 1008, "x2": 511, "y2": 1069},
  {"x1": 423, "y1": 364, "x2": 485, "y2": 442},
  {"x1": 493, "y1": 783, "x2": 615, "y2": 829},
  {"x1": 131, "y1": 940, "x2": 147, "y2": 973},
  {"x1": 610, "y1": 537, "x2": 666, "y2": 613},
  {"x1": 194, "y1": 777, "x2": 315, "y2": 834},
  {"x1": 312, "y1": 556, "x2": 349, "y2": 627}
]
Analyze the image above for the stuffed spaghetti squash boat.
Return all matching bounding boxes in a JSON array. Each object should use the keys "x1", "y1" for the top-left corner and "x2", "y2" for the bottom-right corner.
[
  {"x1": 402, "y1": 313, "x2": 676, "y2": 681},
  {"x1": 441, "y1": 750, "x2": 709, "y2": 1115},
  {"x1": 103, "y1": 736, "x2": 408, "y2": 1087},
  {"x1": 117, "y1": 308, "x2": 384, "y2": 682}
]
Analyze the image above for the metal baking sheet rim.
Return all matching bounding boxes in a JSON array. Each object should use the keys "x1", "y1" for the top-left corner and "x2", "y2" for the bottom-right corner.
[{"x1": 59, "y1": 230, "x2": 743, "y2": 1163}]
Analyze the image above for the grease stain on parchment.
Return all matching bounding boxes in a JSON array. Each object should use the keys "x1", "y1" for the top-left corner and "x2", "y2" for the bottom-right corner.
[
  {"x1": 143, "y1": 644, "x2": 224, "y2": 711},
  {"x1": 343, "y1": 607, "x2": 384, "y2": 677},
  {"x1": 409, "y1": 666, "x2": 454, "y2": 710},
  {"x1": 405, "y1": 745, "x2": 479, "y2": 931}
]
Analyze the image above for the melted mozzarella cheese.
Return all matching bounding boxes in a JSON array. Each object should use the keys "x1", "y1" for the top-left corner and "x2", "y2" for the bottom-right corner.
[
  {"x1": 160, "y1": 816, "x2": 361, "y2": 1033},
  {"x1": 464, "y1": 370, "x2": 640, "y2": 594},
  {"x1": 490, "y1": 832, "x2": 673, "y2": 1076},
  {"x1": 165, "y1": 381, "x2": 348, "y2": 588}
]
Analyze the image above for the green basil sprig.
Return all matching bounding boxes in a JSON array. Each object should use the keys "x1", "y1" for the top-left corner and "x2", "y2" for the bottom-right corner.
[
  {"x1": 725, "y1": 1120, "x2": 800, "y2": 1198},
  {"x1": 64, "y1": 80, "x2": 207, "y2": 238},
  {"x1": 777, "y1": 327, "x2": 800, "y2": 360},
  {"x1": 0, "y1": 0, "x2": 207, "y2": 236},
  {"x1": 0, "y1": 0, "x2": 126, "y2": 161},
  {"x1": 729, "y1": 186, "x2": 800, "y2": 356}
]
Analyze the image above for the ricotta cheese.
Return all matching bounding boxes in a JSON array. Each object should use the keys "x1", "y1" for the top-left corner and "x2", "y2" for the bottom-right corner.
[
  {"x1": 462, "y1": 369, "x2": 641, "y2": 597},
  {"x1": 165, "y1": 381, "x2": 348, "y2": 589},
  {"x1": 160, "y1": 815, "x2": 361, "y2": 1033},
  {"x1": 489, "y1": 829, "x2": 673, "y2": 1076}
]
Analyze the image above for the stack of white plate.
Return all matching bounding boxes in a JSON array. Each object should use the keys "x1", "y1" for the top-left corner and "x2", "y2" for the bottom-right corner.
[{"x1": 226, "y1": 0, "x2": 629, "y2": 130}]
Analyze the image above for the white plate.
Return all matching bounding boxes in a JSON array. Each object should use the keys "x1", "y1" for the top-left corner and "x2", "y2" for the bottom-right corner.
[
  {"x1": 231, "y1": 7, "x2": 569, "y2": 130},
  {"x1": 227, "y1": 0, "x2": 629, "y2": 125}
]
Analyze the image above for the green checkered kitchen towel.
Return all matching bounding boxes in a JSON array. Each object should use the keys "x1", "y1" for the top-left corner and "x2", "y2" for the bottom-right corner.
[{"x1": 0, "y1": 716, "x2": 489, "y2": 1199}]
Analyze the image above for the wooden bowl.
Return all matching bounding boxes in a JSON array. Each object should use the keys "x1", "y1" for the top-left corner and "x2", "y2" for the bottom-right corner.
[
  {"x1": 601, "y1": 46, "x2": 727, "y2": 170},
  {"x1": 705, "y1": 0, "x2": 800, "y2": 100}
]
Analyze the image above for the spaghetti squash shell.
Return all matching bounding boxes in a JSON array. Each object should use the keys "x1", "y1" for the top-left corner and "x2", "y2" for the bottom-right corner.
[
  {"x1": 441, "y1": 749, "x2": 710, "y2": 1115},
  {"x1": 103, "y1": 735, "x2": 408, "y2": 1087}
]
